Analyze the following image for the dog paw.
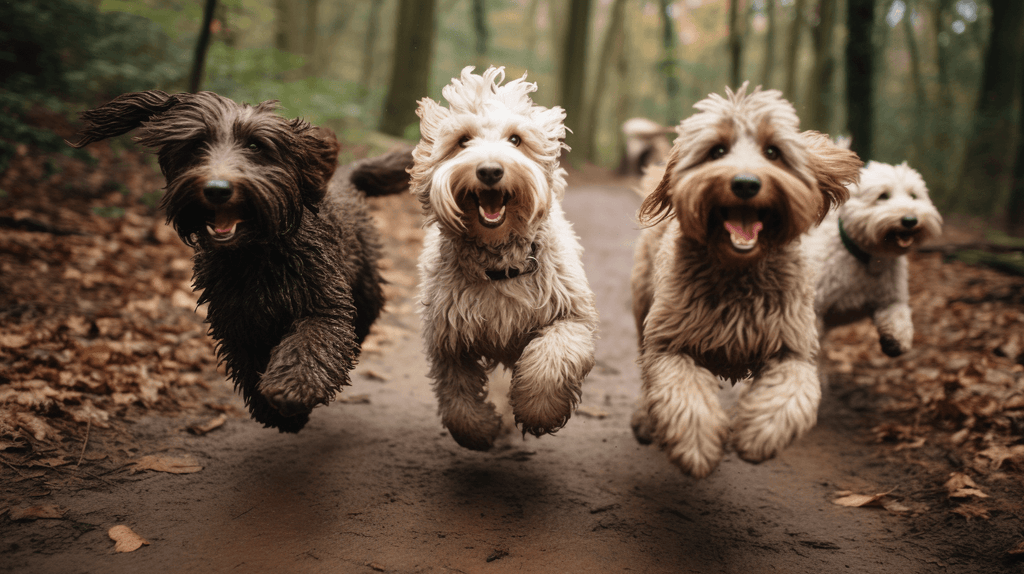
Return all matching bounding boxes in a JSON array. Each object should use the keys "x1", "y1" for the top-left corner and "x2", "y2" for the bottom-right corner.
[
  {"x1": 443, "y1": 411, "x2": 502, "y2": 451},
  {"x1": 630, "y1": 408, "x2": 655, "y2": 445},
  {"x1": 664, "y1": 430, "x2": 726, "y2": 479},
  {"x1": 260, "y1": 386, "x2": 325, "y2": 417},
  {"x1": 879, "y1": 335, "x2": 906, "y2": 357}
]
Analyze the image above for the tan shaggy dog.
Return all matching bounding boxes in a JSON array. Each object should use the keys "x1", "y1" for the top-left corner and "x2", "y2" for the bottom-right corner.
[
  {"x1": 411, "y1": 66, "x2": 598, "y2": 451},
  {"x1": 630, "y1": 84, "x2": 862, "y2": 477}
]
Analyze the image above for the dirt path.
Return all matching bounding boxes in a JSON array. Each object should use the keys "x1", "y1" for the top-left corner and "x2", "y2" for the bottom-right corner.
[{"x1": 2, "y1": 184, "x2": 1019, "y2": 573}]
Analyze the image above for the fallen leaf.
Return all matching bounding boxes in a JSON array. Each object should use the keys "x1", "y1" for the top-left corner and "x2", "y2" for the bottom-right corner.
[
  {"x1": 131, "y1": 454, "x2": 202, "y2": 474},
  {"x1": 362, "y1": 369, "x2": 389, "y2": 382},
  {"x1": 976, "y1": 444, "x2": 1024, "y2": 471},
  {"x1": 0, "y1": 334, "x2": 30, "y2": 349},
  {"x1": 951, "y1": 503, "x2": 990, "y2": 521},
  {"x1": 1007, "y1": 539, "x2": 1024, "y2": 556},
  {"x1": 108, "y1": 525, "x2": 149, "y2": 552},
  {"x1": 336, "y1": 394, "x2": 371, "y2": 404},
  {"x1": 10, "y1": 504, "x2": 66, "y2": 521},
  {"x1": 944, "y1": 472, "x2": 988, "y2": 498},
  {"x1": 186, "y1": 414, "x2": 226, "y2": 436},
  {"x1": 577, "y1": 405, "x2": 610, "y2": 419},
  {"x1": 832, "y1": 489, "x2": 895, "y2": 508}
]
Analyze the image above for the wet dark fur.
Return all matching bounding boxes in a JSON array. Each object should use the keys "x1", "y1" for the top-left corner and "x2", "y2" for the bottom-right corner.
[{"x1": 69, "y1": 90, "x2": 413, "y2": 432}]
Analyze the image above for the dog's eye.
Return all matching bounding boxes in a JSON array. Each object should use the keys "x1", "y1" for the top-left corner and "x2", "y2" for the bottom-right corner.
[
  {"x1": 508, "y1": 134, "x2": 521, "y2": 147},
  {"x1": 764, "y1": 145, "x2": 781, "y2": 161},
  {"x1": 247, "y1": 142, "x2": 260, "y2": 152},
  {"x1": 709, "y1": 145, "x2": 728, "y2": 160},
  {"x1": 458, "y1": 135, "x2": 471, "y2": 148},
  {"x1": 909, "y1": 192, "x2": 918, "y2": 200},
  {"x1": 878, "y1": 192, "x2": 890, "y2": 201}
]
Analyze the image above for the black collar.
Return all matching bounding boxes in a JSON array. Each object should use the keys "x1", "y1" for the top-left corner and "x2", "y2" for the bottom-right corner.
[
  {"x1": 838, "y1": 217, "x2": 872, "y2": 265},
  {"x1": 485, "y1": 243, "x2": 539, "y2": 281}
]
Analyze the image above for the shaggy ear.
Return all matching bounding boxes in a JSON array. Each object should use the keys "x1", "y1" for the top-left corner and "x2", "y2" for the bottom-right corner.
[
  {"x1": 803, "y1": 130, "x2": 862, "y2": 222},
  {"x1": 66, "y1": 91, "x2": 182, "y2": 148},
  {"x1": 292, "y1": 121, "x2": 340, "y2": 206},
  {"x1": 415, "y1": 97, "x2": 449, "y2": 145},
  {"x1": 636, "y1": 157, "x2": 678, "y2": 227}
]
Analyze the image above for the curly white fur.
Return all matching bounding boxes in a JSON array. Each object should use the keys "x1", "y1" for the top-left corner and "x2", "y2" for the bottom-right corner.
[
  {"x1": 412, "y1": 66, "x2": 598, "y2": 451},
  {"x1": 802, "y1": 160, "x2": 942, "y2": 357}
]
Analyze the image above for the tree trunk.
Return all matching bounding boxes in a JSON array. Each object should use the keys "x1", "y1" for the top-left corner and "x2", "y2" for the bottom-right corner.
[
  {"x1": 783, "y1": 0, "x2": 807, "y2": 100},
  {"x1": 659, "y1": 0, "x2": 680, "y2": 124},
  {"x1": 729, "y1": 0, "x2": 744, "y2": 89},
  {"x1": 188, "y1": 0, "x2": 218, "y2": 93},
  {"x1": 523, "y1": 0, "x2": 541, "y2": 73},
  {"x1": 759, "y1": 0, "x2": 777, "y2": 88},
  {"x1": 472, "y1": 0, "x2": 489, "y2": 68},
  {"x1": 845, "y1": 0, "x2": 874, "y2": 161},
  {"x1": 558, "y1": 0, "x2": 592, "y2": 152},
  {"x1": 580, "y1": 0, "x2": 628, "y2": 161},
  {"x1": 953, "y1": 0, "x2": 1024, "y2": 215},
  {"x1": 902, "y1": 0, "x2": 927, "y2": 166},
  {"x1": 359, "y1": 0, "x2": 385, "y2": 100},
  {"x1": 1009, "y1": 81, "x2": 1024, "y2": 236},
  {"x1": 379, "y1": 0, "x2": 437, "y2": 138},
  {"x1": 802, "y1": 0, "x2": 837, "y2": 132}
]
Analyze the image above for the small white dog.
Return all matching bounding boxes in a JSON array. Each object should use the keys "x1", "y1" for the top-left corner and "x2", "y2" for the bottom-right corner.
[
  {"x1": 802, "y1": 160, "x2": 942, "y2": 356},
  {"x1": 410, "y1": 66, "x2": 598, "y2": 451}
]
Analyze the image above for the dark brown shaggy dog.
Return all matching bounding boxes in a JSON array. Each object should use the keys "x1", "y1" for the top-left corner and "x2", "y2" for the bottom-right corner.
[{"x1": 69, "y1": 90, "x2": 412, "y2": 432}]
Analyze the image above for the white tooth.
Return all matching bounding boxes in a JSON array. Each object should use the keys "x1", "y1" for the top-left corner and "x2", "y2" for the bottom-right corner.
[
  {"x1": 206, "y1": 225, "x2": 217, "y2": 236},
  {"x1": 730, "y1": 233, "x2": 756, "y2": 251}
]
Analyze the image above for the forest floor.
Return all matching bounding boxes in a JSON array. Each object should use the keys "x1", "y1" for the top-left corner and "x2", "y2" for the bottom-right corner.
[{"x1": 1, "y1": 132, "x2": 1024, "y2": 573}]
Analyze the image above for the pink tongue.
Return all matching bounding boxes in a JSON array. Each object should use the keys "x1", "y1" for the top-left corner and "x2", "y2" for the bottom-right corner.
[{"x1": 724, "y1": 221, "x2": 762, "y2": 241}]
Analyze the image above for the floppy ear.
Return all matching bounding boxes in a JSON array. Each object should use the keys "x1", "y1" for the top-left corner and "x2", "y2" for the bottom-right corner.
[
  {"x1": 66, "y1": 91, "x2": 182, "y2": 148},
  {"x1": 636, "y1": 157, "x2": 678, "y2": 227},
  {"x1": 802, "y1": 130, "x2": 862, "y2": 222},
  {"x1": 291, "y1": 121, "x2": 340, "y2": 207}
]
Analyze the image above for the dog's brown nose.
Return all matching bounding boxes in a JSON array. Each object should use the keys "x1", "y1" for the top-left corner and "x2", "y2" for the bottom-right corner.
[
  {"x1": 900, "y1": 215, "x2": 918, "y2": 228},
  {"x1": 731, "y1": 173, "x2": 761, "y2": 199},
  {"x1": 203, "y1": 180, "x2": 233, "y2": 204},
  {"x1": 476, "y1": 163, "x2": 504, "y2": 186}
]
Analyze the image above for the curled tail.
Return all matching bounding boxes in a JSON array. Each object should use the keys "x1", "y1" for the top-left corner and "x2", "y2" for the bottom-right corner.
[{"x1": 350, "y1": 146, "x2": 415, "y2": 197}]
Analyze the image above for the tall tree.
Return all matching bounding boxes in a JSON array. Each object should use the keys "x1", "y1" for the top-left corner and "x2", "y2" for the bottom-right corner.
[
  {"x1": 558, "y1": 0, "x2": 592, "y2": 152},
  {"x1": 523, "y1": 0, "x2": 542, "y2": 73},
  {"x1": 1010, "y1": 79, "x2": 1024, "y2": 236},
  {"x1": 953, "y1": 0, "x2": 1024, "y2": 215},
  {"x1": 380, "y1": 0, "x2": 437, "y2": 138},
  {"x1": 759, "y1": 0, "x2": 777, "y2": 88},
  {"x1": 579, "y1": 0, "x2": 628, "y2": 161},
  {"x1": 783, "y1": 0, "x2": 807, "y2": 100},
  {"x1": 801, "y1": 0, "x2": 837, "y2": 132},
  {"x1": 472, "y1": 0, "x2": 489, "y2": 68},
  {"x1": 728, "y1": 0, "x2": 745, "y2": 89},
  {"x1": 845, "y1": 0, "x2": 874, "y2": 161},
  {"x1": 902, "y1": 0, "x2": 928, "y2": 166},
  {"x1": 358, "y1": 0, "x2": 385, "y2": 100},
  {"x1": 659, "y1": 0, "x2": 680, "y2": 124},
  {"x1": 188, "y1": 0, "x2": 217, "y2": 93}
]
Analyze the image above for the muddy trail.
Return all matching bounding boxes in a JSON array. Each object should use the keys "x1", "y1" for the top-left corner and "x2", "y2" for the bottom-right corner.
[{"x1": 2, "y1": 158, "x2": 1024, "y2": 572}]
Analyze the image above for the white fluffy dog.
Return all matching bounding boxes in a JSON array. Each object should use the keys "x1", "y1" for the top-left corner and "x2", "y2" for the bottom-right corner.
[
  {"x1": 802, "y1": 160, "x2": 942, "y2": 356},
  {"x1": 410, "y1": 66, "x2": 598, "y2": 451}
]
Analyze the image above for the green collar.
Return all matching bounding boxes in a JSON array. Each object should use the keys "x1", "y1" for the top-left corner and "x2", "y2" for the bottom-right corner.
[{"x1": 838, "y1": 218, "x2": 872, "y2": 265}]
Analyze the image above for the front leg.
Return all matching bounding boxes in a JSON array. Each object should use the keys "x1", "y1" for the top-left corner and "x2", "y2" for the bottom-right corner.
[
  {"x1": 428, "y1": 347, "x2": 502, "y2": 451},
  {"x1": 874, "y1": 302, "x2": 913, "y2": 357},
  {"x1": 258, "y1": 315, "x2": 358, "y2": 417},
  {"x1": 731, "y1": 352, "x2": 821, "y2": 463},
  {"x1": 509, "y1": 319, "x2": 595, "y2": 437},
  {"x1": 635, "y1": 351, "x2": 729, "y2": 478}
]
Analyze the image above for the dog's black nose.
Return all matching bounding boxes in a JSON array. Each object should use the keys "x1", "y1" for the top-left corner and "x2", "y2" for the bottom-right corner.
[
  {"x1": 900, "y1": 215, "x2": 918, "y2": 228},
  {"x1": 731, "y1": 173, "x2": 761, "y2": 199},
  {"x1": 476, "y1": 163, "x2": 504, "y2": 186},
  {"x1": 203, "y1": 180, "x2": 233, "y2": 204}
]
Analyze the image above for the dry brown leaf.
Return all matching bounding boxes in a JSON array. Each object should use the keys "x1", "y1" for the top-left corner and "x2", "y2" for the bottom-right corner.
[
  {"x1": 10, "y1": 504, "x2": 66, "y2": 521},
  {"x1": 186, "y1": 414, "x2": 226, "y2": 436},
  {"x1": 832, "y1": 489, "x2": 895, "y2": 508},
  {"x1": 944, "y1": 472, "x2": 989, "y2": 498},
  {"x1": 976, "y1": 444, "x2": 1024, "y2": 470},
  {"x1": 131, "y1": 454, "x2": 202, "y2": 474},
  {"x1": 1007, "y1": 539, "x2": 1024, "y2": 556},
  {"x1": 362, "y1": 369, "x2": 389, "y2": 382},
  {"x1": 108, "y1": 525, "x2": 149, "y2": 553},
  {"x1": 336, "y1": 394, "x2": 371, "y2": 404},
  {"x1": 951, "y1": 503, "x2": 990, "y2": 521},
  {"x1": 577, "y1": 405, "x2": 610, "y2": 419}
]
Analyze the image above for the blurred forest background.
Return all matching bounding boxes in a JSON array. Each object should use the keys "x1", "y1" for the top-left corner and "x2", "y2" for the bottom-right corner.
[{"x1": 1, "y1": 0, "x2": 1023, "y2": 235}]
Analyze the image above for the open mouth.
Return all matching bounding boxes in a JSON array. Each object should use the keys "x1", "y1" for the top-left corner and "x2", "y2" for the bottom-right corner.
[
  {"x1": 721, "y1": 206, "x2": 765, "y2": 252},
  {"x1": 475, "y1": 188, "x2": 509, "y2": 228},
  {"x1": 205, "y1": 209, "x2": 244, "y2": 244},
  {"x1": 891, "y1": 229, "x2": 917, "y2": 249}
]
